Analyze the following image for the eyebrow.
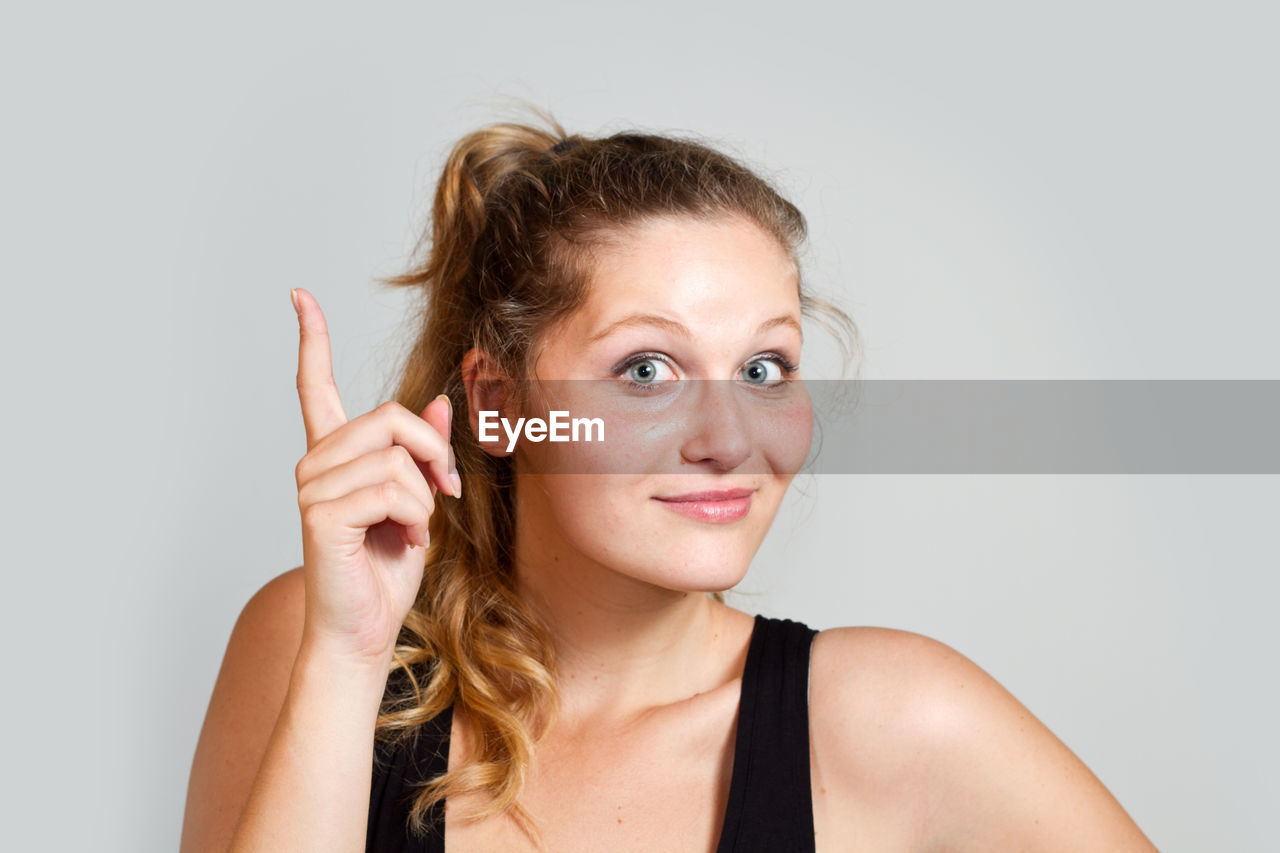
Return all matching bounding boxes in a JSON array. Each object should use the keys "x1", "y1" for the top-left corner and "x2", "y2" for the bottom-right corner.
[{"x1": 587, "y1": 312, "x2": 803, "y2": 344}]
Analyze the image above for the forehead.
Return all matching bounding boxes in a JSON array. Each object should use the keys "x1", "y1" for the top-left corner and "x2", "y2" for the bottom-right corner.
[{"x1": 575, "y1": 214, "x2": 799, "y2": 322}]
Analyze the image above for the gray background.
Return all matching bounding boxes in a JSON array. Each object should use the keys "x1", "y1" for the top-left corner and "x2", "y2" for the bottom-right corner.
[{"x1": 2, "y1": 1, "x2": 1275, "y2": 850}]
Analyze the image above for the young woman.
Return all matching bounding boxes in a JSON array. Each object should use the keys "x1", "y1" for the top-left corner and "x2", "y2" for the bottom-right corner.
[{"x1": 181, "y1": 113, "x2": 1158, "y2": 852}]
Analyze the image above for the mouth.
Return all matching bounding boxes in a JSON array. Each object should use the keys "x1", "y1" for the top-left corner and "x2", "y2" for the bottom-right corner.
[{"x1": 652, "y1": 487, "x2": 755, "y2": 524}]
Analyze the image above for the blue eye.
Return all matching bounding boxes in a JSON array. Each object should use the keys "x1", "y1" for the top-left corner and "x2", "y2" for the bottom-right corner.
[
  {"x1": 740, "y1": 356, "x2": 794, "y2": 385},
  {"x1": 629, "y1": 359, "x2": 659, "y2": 383},
  {"x1": 619, "y1": 355, "x2": 677, "y2": 390}
]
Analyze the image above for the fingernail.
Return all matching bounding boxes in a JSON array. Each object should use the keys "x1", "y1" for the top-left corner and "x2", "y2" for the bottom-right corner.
[
  {"x1": 435, "y1": 393, "x2": 453, "y2": 431},
  {"x1": 434, "y1": 393, "x2": 459, "y2": 497},
  {"x1": 290, "y1": 288, "x2": 300, "y2": 315}
]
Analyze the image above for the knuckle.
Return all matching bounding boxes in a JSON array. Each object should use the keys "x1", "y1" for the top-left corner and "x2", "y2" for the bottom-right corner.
[
  {"x1": 376, "y1": 400, "x2": 405, "y2": 418},
  {"x1": 300, "y1": 501, "x2": 325, "y2": 529},
  {"x1": 294, "y1": 455, "x2": 311, "y2": 486},
  {"x1": 386, "y1": 444, "x2": 416, "y2": 471},
  {"x1": 296, "y1": 373, "x2": 337, "y2": 393},
  {"x1": 378, "y1": 480, "x2": 404, "y2": 504}
]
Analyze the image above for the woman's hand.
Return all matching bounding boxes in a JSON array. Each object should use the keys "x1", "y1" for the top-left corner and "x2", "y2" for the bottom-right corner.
[{"x1": 290, "y1": 287, "x2": 460, "y2": 667}]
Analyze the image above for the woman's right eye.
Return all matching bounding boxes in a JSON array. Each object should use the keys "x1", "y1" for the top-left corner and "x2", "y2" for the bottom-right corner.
[{"x1": 619, "y1": 355, "x2": 677, "y2": 387}]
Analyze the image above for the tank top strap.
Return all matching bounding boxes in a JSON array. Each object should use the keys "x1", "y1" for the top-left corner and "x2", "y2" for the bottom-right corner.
[
  {"x1": 368, "y1": 615, "x2": 819, "y2": 852},
  {"x1": 715, "y1": 614, "x2": 819, "y2": 853}
]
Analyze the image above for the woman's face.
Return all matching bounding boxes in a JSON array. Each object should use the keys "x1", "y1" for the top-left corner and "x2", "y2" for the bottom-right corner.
[{"x1": 503, "y1": 213, "x2": 813, "y2": 593}]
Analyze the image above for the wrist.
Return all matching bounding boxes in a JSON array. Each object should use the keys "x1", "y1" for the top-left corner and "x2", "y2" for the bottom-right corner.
[{"x1": 292, "y1": 636, "x2": 393, "y2": 697}]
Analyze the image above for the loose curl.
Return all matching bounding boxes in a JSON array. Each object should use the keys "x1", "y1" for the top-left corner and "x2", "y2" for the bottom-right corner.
[{"x1": 371, "y1": 104, "x2": 858, "y2": 843}]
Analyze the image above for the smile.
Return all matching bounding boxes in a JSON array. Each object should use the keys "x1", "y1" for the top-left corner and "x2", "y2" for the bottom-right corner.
[{"x1": 652, "y1": 488, "x2": 754, "y2": 524}]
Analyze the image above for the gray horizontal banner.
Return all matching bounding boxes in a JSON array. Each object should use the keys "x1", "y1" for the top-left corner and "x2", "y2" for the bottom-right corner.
[
  {"x1": 476, "y1": 380, "x2": 1280, "y2": 474},
  {"x1": 807, "y1": 380, "x2": 1280, "y2": 474}
]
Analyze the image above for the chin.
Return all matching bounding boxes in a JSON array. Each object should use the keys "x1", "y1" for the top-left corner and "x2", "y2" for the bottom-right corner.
[
  {"x1": 664, "y1": 566, "x2": 750, "y2": 594},
  {"x1": 627, "y1": 569, "x2": 748, "y2": 596},
  {"x1": 625, "y1": 541, "x2": 758, "y2": 594}
]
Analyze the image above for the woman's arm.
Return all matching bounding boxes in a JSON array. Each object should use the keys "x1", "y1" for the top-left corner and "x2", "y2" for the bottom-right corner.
[
  {"x1": 810, "y1": 627, "x2": 1158, "y2": 852},
  {"x1": 230, "y1": 631, "x2": 388, "y2": 851},
  {"x1": 182, "y1": 289, "x2": 453, "y2": 851},
  {"x1": 180, "y1": 567, "x2": 388, "y2": 853}
]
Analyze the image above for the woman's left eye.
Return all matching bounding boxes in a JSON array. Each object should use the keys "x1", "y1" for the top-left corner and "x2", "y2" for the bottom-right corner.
[{"x1": 739, "y1": 357, "x2": 789, "y2": 384}]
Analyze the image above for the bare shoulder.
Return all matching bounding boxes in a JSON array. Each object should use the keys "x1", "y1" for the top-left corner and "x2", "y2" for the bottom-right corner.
[
  {"x1": 233, "y1": 565, "x2": 307, "y2": 649},
  {"x1": 808, "y1": 626, "x2": 1157, "y2": 852},
  {"x1": 180, "y1": 567, "x2": 307, "y2": 853}
]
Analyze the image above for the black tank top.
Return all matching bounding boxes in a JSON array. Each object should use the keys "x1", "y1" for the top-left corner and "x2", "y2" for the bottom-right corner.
[{"x1": 366, "y1": 614, "x2": 818, "y2": 852}]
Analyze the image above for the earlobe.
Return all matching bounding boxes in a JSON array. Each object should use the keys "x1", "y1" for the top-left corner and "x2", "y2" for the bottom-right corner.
[{"x1": 461, "y1": 347, "x2": 516, "y2": 458}]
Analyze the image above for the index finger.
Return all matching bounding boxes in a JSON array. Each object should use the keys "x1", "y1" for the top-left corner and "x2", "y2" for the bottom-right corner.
[{"x1": 292, "y1": 288, "x2": 348, "y2": 449}]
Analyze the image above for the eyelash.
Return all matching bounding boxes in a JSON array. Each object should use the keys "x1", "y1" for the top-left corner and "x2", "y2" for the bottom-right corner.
[{"x1": 615, "y1": 352, "x2": 800, "y2": 392}]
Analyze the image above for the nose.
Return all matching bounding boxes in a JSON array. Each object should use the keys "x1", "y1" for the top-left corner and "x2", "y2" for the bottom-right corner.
[{"x1": 678, "y1": 382, "x2": 753, "y2": 471}]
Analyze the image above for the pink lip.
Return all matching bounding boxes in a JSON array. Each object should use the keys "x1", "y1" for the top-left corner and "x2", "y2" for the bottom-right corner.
[{"x1": 653, "y1": 488, "x2": 755, "y2": 523}]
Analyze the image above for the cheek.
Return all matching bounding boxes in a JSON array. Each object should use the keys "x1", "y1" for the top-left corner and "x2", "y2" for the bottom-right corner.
[
  {"x1": 755, "y1": 390, "x2": 814, "y2": 475},
  {"x1": 529, "y1": 473, "x2": 652, "y2": 561},
  {"x1": 536, "y1": 474, "x2": 615, "y2": 520}
]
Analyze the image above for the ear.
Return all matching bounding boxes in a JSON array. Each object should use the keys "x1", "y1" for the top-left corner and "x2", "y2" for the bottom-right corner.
[{"x1": 461, "y1": 347, "x2": 516, "y2": 458}]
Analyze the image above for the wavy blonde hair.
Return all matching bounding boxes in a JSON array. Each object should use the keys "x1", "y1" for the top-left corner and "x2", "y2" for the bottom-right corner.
[{"x1": 371, "y1": 104, "x2": 858, "y2": 842}]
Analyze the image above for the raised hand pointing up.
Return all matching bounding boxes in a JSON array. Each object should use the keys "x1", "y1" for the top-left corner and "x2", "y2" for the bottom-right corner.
[{"x1": 290, "y1": 287, "x2": 459, "y2": 667}]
